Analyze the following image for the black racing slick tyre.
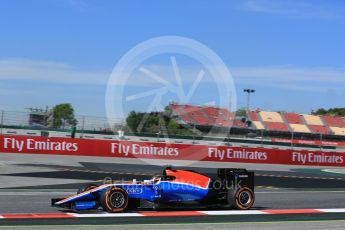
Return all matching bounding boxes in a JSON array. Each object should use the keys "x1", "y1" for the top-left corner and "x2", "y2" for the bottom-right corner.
[
  {"x1": 77, "y1": 184, "x2": 98, "y2": 194},
  {"x1": 100, "y1": 186, "x2": 128, "y2": 213},
  {"x1": 232, "y1": 187, "x2": 255, "y2": 210}
]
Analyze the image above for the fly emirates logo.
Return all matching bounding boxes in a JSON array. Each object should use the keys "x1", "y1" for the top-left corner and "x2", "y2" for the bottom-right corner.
[
  {"x1": 2, "y1": 137, "x2": 78, "y2": 152},
  {"x1": 208, "y1": 147, "x2": 268, "y2": 161},
  {"x1": 111, "y1": 143, "x2": 179, "y2": 157},
  {"x1": 292, "y1": 152, "x2": 343, "y2": 164}
]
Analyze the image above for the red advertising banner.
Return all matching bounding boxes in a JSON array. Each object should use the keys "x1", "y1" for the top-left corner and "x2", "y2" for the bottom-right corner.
[
  {"x1": 1, "y1": 135, "x2": 345, "y2": 167},
  {"x1": 271, "y1": 138, "x2": 345, "y2": 147}
]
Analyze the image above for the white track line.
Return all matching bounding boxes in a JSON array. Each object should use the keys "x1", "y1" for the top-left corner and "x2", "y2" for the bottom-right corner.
[
  {"x1": 316, "y1": 209, "x2": 345, "y2": 213},
  {"x1": 200, "y1": 210, "x2": 265, "y2": 215},
  {"x1": 1, "y1": 209, "x2": 345, "y2": 219},
  {"x1": 70, "y1": 213, "x2": 144, "y2": 218},
  {"x1": 256, "y1": 191, "x2": 345, "y2": 194}
]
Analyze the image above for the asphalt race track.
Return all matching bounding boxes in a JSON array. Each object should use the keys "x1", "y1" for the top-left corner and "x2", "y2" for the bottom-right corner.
[
  {"x1": 1, "y1": 153, "x2": 345, "y2": 229},
  {"x1": 1, "y1": 189, "x2": 345, "y2": 213}
]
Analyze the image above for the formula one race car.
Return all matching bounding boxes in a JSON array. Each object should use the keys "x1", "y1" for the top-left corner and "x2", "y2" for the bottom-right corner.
[{"x1": 52, "y1": 167, "x2": 255, "y2": 212}]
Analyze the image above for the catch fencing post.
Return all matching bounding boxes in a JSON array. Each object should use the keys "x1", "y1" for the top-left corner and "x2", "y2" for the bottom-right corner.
[
  {"x1": 193, "y1": 124, "x2": 196, "y2": 144},
  {"x1": 320, "y1": 133, "x2": 323, "y2": 151},
  {"x1": 0, "y1": 111, "x2": 3, "y2": 135},
  {"x1": 81, "y1": 116, "x2": 85, "y2": 138}
]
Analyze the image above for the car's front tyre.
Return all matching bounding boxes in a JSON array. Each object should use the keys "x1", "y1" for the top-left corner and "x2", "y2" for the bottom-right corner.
[{"x1": 100, "y1": 186, "x2": 128, "y2": 213}]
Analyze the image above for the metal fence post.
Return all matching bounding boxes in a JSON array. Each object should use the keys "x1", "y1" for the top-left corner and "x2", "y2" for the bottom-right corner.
[
  {"x1": 81, "y1": 116, "x2": 85, "y2": 138},
  {"x1": 291, "y1": 131, "x2": 294, "y2": 150},
  {"x1": 320, "y1": 133, "x2": 323, "y2": 151},
  {"x1": 0, "y1": 111, "x2": 3, "y2": 135},
  {"x1": 193, "y1": 125, "x2": 196, "y2": 144}
]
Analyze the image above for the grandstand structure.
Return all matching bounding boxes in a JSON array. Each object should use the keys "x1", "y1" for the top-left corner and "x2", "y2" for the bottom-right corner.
[
  {"x1": 168, "y1": 103, "x2": 345, "y2": 137},
  {"x1": 169, "y1": 103, "x2": 246, "y2": 129},
  {"x1": 247, "y1": 110, "x2": 345, "y2": 136}
]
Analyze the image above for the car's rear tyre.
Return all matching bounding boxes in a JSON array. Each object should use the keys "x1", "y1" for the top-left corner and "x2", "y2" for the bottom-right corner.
[
  {"x1": 232, "y1": 187, "x2": 255, "y2": 210},
  {"x1": 77, "y1": 184, "x2": 98, "y2": 194},
  {"x1": 100, "y1": 186, "x2": 128, "y2": 213}
]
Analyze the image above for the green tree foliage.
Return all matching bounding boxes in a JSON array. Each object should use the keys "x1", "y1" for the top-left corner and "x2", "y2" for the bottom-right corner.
[
  {"x1": 126, "y1": 111, "x2": 160, "y2": 133},
  {"x1": 235, "y1": 108, "x2": 247, "y2": 117},
  {"x1": 177, "y1": 127, "x2": 193, "y2": 136},
  {"x1": 49, "y1": 103, "x2": 77, "y2": 128},
  {"x1": 164, "y1": 105, "x2": 173, "y2": 116},
  {"x1": 167, "y1": 119, "x2": 180, "y2": 134},
  {"x1": 126, "y1": 110, "x2": 193, "y2": 135},
  {"x1": 126, "y1": 111, "x2": 142, "y2": 132},
  {"x1": 312, "y1": 108, "x2": 345, "y2": 116}
]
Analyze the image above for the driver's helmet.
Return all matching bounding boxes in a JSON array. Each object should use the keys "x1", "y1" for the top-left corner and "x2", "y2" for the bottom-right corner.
[{"x1": 151, "y1": 175, "x2": 161, "y2": 184}]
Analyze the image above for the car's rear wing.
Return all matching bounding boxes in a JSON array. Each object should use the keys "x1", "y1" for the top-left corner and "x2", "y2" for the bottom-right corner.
[{"x1": 217, "y1": 168, "x2": 254, "y2": 191}]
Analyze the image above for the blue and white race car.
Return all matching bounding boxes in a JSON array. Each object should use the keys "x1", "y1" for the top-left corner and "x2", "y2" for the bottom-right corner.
[{"x1": 52, "y1": 167, "x2": 255, "y2": 212}]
